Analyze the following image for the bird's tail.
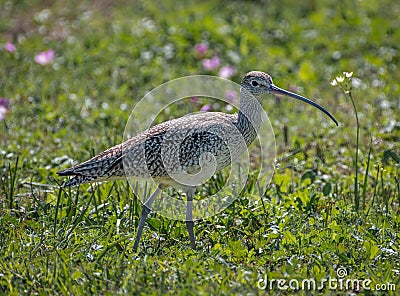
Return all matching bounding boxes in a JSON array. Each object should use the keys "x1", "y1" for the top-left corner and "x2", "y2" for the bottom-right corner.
[
  {"x1": 57, "y1": 174, "x2": 97, "y2": 187},
  {"x1": 57, "y1": 145, "x2": 124, "y2": 187}
]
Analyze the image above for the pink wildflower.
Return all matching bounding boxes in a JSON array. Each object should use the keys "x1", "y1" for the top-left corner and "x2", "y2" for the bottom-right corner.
[
  {"x1": 4, "y1": 42, "x2": 16, "y2": 53},
  {"x1": 0, "y1": 98, "x2": 9, "y2": 121},
  {"x1": 194, "y1": 43, "x2": 208, "y2": 56},
  {"x1": 200, "y1": 104, "x2": 212, "y2": 112},
  {"x1": 190, "y1": 96, "x2": 199, "y2": 104},
  {"x1": 202, "y1": 55, "x2": 220, "y2": 71},
  {"x1": 218, "y1": 65, "x2": 235, "y2": 79},
  {"x1": 34, "y1": 49, "x2": 54, "y2": 65},
  {"x1": 225, "y1": 90, "x2": 238, "y2": 103}
]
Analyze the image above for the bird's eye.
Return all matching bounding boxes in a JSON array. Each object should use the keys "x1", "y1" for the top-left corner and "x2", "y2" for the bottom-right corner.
[{"x1": 251, "y1": 80, "x2": 259, "y2": 87}]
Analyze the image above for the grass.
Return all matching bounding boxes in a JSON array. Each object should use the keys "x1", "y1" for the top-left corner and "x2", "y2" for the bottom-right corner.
[{"x1": 1, "y1": 0, "x2": 399, "y2": 295}]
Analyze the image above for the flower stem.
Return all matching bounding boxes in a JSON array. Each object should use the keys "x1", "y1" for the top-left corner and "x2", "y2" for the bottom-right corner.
[{"x1": 348, "y1": 90, "x2": 360, "y2": 211}]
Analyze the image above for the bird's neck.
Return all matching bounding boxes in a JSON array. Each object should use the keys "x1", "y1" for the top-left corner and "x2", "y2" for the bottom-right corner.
[{"x1": 236, "y1": 91, "x2": 263, "y2": 146}]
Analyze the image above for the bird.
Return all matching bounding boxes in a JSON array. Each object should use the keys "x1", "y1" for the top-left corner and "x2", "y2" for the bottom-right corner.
[{"x1": 57, "y1": 71, "x2": 338, "y2": 251}]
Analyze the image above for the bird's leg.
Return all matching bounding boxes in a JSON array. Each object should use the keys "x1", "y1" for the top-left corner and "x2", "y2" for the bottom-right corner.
[
  {"x1": 133, "y1": 186, "x2": 161, "y2": 252},
  {"x1": 185, "y1": 187, "x2": 196, "y2": 249}
]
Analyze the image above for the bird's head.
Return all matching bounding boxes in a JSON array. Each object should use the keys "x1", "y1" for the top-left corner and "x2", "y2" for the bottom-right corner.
[
  {"x1": 241, "y1": 71, "x2": 338, "y2": 126},
  {"x1": 241, "y1": 71, "x2": 274, "y2": 96}
]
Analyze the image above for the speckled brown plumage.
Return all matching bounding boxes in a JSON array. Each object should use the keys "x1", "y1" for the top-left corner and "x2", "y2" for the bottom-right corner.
[
  {"x1": 58, "y1": 111, "x2": 252, "y2": 187},
  {"x1": 58, "y1": 71, "x2": 337, "y2": 189},
  {"x1": 58, "y1": 73, "x2": 272, "y2": 188}
]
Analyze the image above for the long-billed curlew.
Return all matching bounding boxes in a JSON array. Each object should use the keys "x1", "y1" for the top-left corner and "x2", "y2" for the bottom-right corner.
[{"x1": 58, "y1": 71, "x2": 338, "y2": 251}]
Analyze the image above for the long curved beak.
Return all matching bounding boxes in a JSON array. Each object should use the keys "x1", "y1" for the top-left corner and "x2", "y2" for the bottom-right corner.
[{"x1": 270, "y1": 85, "x2": 338, "y2": 126}]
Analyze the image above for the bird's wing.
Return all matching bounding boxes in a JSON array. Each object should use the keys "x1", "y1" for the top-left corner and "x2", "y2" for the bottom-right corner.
[{"x1": 58, "y1": 112, "x2": 237, "y2": 186}]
